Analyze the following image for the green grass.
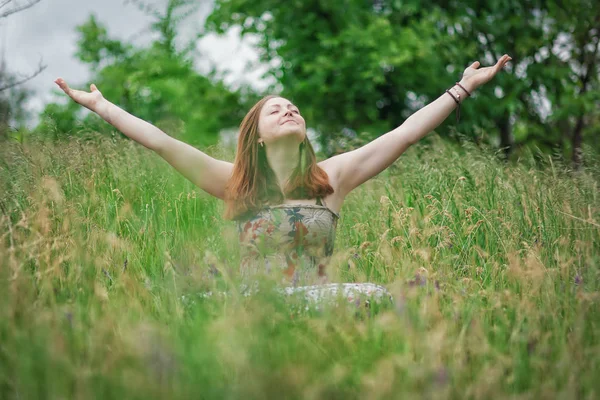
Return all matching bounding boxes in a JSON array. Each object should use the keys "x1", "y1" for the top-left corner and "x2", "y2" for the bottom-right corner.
[{"x1": 0, "y1": 134, "x2": 599, "y2": 399}]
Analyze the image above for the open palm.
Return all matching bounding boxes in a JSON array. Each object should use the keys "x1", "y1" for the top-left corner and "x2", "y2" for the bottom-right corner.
[
  {"x1": 461, "y1": 54, "x2": 512, "y2": 91},
  {"x1": 54, "y1": 78, "x2": 104, "y2": 111}
]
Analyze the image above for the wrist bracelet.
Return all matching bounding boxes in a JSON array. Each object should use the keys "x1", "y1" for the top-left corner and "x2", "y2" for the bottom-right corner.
[
  {"x1": 455, "y1": 82, "x2": 471, "y2": 97},
  {"x1": 452, "y1": 87, "x2": 461, "y2": 103},
  {"x1": 445, "y1": 89, "x2": 459, "y2": 104},
  {"x1": 445, "y1": 89, "x2": 461, "y2": 124}
]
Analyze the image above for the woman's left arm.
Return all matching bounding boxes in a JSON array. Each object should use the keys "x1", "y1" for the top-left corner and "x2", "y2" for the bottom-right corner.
[{"x1": 326, "y1": 54, "x2": 512, "y2": 197}]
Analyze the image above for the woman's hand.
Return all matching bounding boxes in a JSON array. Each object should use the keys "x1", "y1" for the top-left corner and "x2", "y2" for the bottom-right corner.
[
  {"x1": 54, "y1": 78, "x2": 106, "y2": 112},
  {"x1": 459, "y1": 54, "x2": 512, "y2": 93}
]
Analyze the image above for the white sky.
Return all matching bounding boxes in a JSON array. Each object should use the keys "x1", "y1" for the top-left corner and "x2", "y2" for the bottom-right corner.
[{"x1": 1, "y1": 0, "x2": 271, "y2": 127}]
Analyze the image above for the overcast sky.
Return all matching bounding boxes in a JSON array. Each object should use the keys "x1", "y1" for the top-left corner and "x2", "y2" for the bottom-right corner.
[{"x1": 2, "y1": 0, "x2": 270, "y2": 127}]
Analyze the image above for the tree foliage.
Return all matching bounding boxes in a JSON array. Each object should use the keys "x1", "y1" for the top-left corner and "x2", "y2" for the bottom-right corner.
[
  {"x1": 36, "y1": 0, "x2": 248, "y2": 147},
  {"x1": 0, "y1": 61, "x2": 32, "y2": 139},
  {"x1": 206, "y1": 0, "x2": 599, "y2": 165}
]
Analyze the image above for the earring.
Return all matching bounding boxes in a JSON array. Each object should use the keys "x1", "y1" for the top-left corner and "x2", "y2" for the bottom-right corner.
[{"x1": 259, "y1": 141, "x2": 264, "y2": 147}]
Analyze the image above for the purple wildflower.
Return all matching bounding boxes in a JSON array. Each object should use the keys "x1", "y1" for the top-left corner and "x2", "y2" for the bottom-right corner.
[
  {"x1": 65, "y1": 312, "x2": 73, "y2": 327},
  {"x1": 409, "y1": 272, "x2": 427, "y2": 287},
  {"x1": 435, "y1": 367, "x2": 449, "y2": 386},
  {"x1": 209, "y1": 263, "x2": 220, "y2": 276}
]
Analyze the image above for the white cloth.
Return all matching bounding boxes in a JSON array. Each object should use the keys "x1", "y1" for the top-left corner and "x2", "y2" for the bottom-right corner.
[{"x1": 185, "y1": 282, "x2": 394, "y2": 312}]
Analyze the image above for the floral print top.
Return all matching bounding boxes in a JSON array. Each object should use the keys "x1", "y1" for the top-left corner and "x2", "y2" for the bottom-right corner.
[{"x1": 236, "y1": 197, "x2": 340, "y2": 287}]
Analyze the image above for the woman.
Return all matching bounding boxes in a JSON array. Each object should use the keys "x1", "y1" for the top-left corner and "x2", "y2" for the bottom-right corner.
[{"x1": 55, "y1": 54, "x2": 512, "y2": 309}]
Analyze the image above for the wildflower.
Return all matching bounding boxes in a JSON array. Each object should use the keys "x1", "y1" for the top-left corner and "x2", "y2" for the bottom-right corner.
[
  {"x1": 209, "y1": 263, "x2": 220, "y2": 276},
  {"x1": 408, "y1": 272, "x2": 427, "y2": 287},
  {"x1": 390, "y1": 236, "x2": 403, "y2": 245},
  {"x1": 65, "y1": 312, "x2": 73, "y2": 327},
  {"x1": 102, "y1": 268, "x2": 113, "y2": 283},
  {"x1": 435, "y1": 367, "x2": 449, "y2": 386},
  {"x1": 380, "y1": 195, "x2": 391, "y2": 205}
]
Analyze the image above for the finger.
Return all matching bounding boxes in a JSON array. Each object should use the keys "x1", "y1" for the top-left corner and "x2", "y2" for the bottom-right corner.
[
  {"x1": 54, "y1": 78, "x2": 71, "y2": 93},
  {"x1": 90, "y1": 83, "x2": 98, "y2": 92},
  {"x1": 495, "y1": 56, "x2": 508, "y2": 71},
  {"x1": 467, "y1": 61, "x2": 481, "y2": 69},
  {"x1": 500, "y1": 54, "x2": 512, "y2": 66}
]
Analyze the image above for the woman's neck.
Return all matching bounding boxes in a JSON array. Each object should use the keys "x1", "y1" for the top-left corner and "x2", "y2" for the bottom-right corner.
[{"x1": 264, "y1": 140, "x2": 300, "y2": 193}]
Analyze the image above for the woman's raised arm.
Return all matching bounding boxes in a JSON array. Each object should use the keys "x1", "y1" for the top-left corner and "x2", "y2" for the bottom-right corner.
[
  {"x1": 322, "y1": 54, "x2": 512, "y2": 197},
  {"x1": 54, "y1": 78, "x2": 233, "y2": 200}
]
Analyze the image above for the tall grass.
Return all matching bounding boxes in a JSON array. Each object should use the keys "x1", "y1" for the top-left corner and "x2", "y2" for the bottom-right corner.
[{"x1": 0, "y1": 134, "x2": 598, "y2": 399}]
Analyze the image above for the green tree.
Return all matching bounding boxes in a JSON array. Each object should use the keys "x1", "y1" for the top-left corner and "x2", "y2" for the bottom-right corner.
[
  {"x1": 207, "y1": 0, "x2": 449, "y2": 155},
  {"x1": 206, "y1": 0, "x2": 600, "y2": 166},
  {"x1": 434, "y1": 0, "x2": 600, "y2": 167},
  {"x1": 37, "y1": 0, "x2": 247, "y2": 147}
]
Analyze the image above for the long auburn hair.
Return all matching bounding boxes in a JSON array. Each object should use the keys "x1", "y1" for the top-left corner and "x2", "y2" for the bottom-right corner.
[{"x1": 223, "y1": 95, "x2": 334, "y2": 221}]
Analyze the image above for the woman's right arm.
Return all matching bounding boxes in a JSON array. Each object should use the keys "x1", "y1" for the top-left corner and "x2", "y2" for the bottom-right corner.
[{"x1": 55, "y1": 78, "x2": 233, "y2": 200}]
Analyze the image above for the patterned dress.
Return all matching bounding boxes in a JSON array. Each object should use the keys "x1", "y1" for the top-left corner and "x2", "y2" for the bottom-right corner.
[
  {"x1": 237, "y1": 197, "x2": 338, "y2": 286},
  {"x1": 234, "y1": 197, "x2": 393, "y2": 309},
  {"x1": 185, "y1": 198, "x2": 393, "y2": 310}
]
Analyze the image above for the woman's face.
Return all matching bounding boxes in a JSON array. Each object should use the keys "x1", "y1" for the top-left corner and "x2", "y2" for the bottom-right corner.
[{"x1": 257, "y1": 97, "x2": 306, "y2": 145}]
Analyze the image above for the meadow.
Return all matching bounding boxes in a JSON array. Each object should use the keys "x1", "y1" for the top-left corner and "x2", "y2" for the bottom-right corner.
[{"x1": 0, "y1": 134, "x2": 598, "y2": 399}]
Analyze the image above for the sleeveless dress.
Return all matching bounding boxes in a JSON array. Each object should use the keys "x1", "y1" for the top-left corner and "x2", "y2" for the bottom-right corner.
[
  {"x1": 197, "y1": 197, "x2": 393, "y2": 311},
  {"x1": 237, "y1": 196, "x2": 339, "y2": 286}
]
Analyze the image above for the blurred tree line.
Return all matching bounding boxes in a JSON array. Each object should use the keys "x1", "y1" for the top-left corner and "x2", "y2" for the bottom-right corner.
[
  {"x1": 206, "y1": 0, "x2": 600, "y2": 168},
  {"x1": 3, "y1": 0, "x2": 599, "y2": 168},
  {"x1": 32, "y1": 0, "x2": 253, "y2": 148}
]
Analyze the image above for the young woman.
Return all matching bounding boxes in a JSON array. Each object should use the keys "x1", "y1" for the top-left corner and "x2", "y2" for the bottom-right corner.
[{"x1": 55, "y1": 54, "x2": 512, "y2": 308}]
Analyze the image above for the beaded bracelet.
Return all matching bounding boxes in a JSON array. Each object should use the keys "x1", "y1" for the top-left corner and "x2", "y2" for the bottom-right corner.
[
  {"x1": 445, "y1": 88, "x2": 461, "y2": 124},
  {"x1": 445, "y1": 82, "x2": 472, "y2": 124},
  {"x1": 455, "y1": 82, "x2": 471, "y2": 97}
]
